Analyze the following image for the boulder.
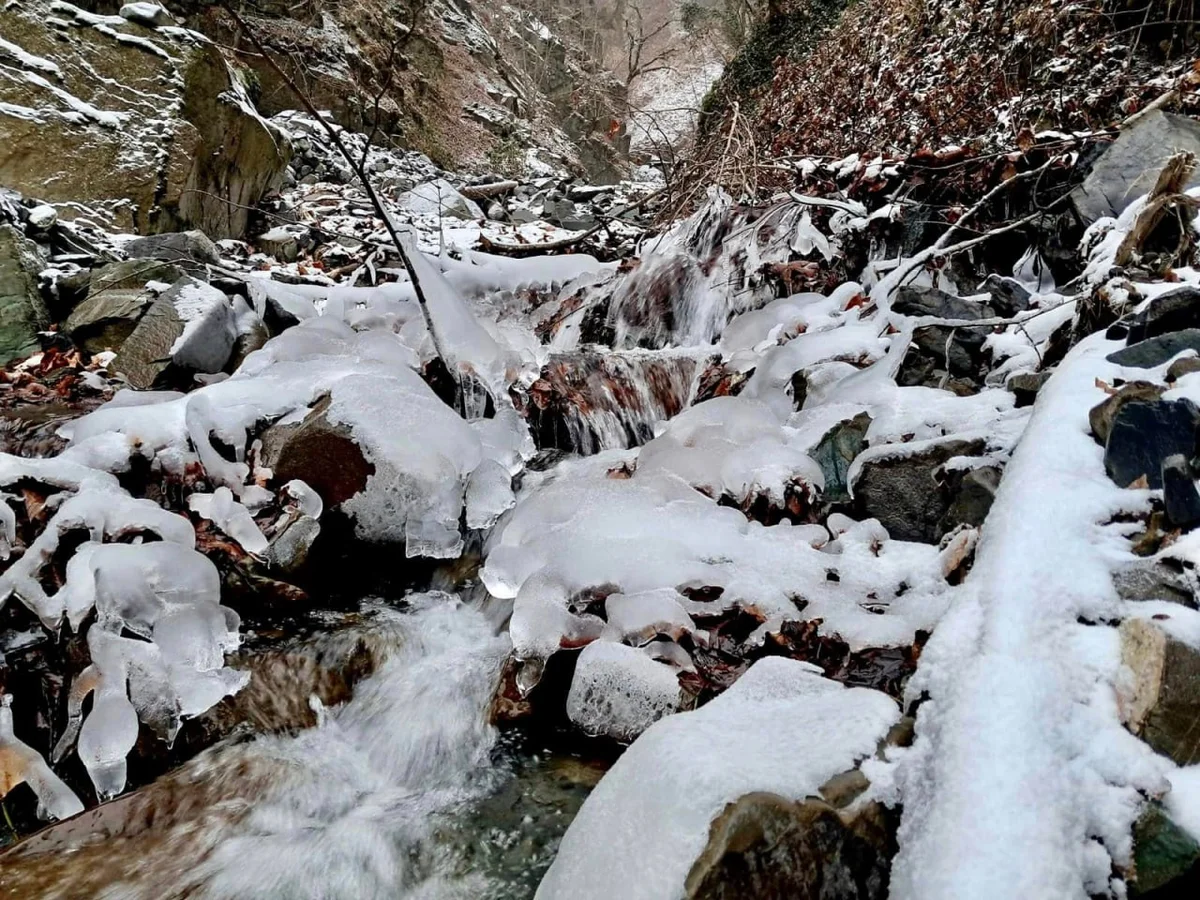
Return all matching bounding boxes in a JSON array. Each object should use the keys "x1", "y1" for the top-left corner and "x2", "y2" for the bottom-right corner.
[
  {"x1": 64, "y1": 260, "x2": 183, "y2": 353},
  {"x1": 810, "y1": 413, "x2": 871, "y2": 503},
  {"x1": 0, "y1": 224, "x2": 50, "y2": 365},
  {"x1": 1119, "y1": 617, "x2": 1200, "y2": 765},
  {"x1": 1131, "y1": 803, "x2": 1200, "y2": 895},
  {"x1": 1107, "y1": 330, "x2": 1200, "y2": 368},
  {"x1": 851, "y1": 438, "x2": 988, "y2": 543},
  {"x1": 683, "y1": 792, "x2": 894, "y2": 900},
  {"x1": 1073, "y1": 110, "x2": 1200, "y2": 223},
  {"x1": 111, "y1": 277, "x2": 236, "y2": 387},
  {"x1": 258, "y1": 395, "x2": 375, "y2": 509},
  {"x1": 0, "y1": 8, "x2": 289, "y2": 238},
  {"x1": 1125, "y1": 286, "x2": 1200, "y2": 344},
  {"x1": 1103, "y1": 399, "x2": 1200, "y2": 489},
  {"x1": 124, "y1": 231, "x2": 222, "y2": 268}
]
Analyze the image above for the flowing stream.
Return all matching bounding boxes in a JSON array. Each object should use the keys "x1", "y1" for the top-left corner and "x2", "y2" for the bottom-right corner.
[{"x1": 2, "y1": 596, "x2": 598, "y2": 899}]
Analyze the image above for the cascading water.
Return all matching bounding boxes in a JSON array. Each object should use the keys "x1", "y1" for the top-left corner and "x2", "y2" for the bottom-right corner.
[
  {"x1": 526, "y1": 349, "x2": 708, "y2": 454},
  {"x1": 0, "y1": 596, "x2": 591, "y2": 900}
]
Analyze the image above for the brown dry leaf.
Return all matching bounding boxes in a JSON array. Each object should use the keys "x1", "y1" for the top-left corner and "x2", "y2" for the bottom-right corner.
[
  {"x1": 1127, "y1": 474, "x2": 1150, "y2": 490},
  {"x1": 1095, "y1": 378, "x2": 1118, "y2": 395}
]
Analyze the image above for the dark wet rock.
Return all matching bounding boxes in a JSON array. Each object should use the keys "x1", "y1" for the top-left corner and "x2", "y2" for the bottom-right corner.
[
  {"x1": 1090, "y1": 382, "x2": 1165, "y2": 445},
  {"x1": 1131, "y1": 803, "x2": 1200, "y2": 896},
  {"x1": 1163, "y1": 455, "x2": 1200, "y2": 531},
  {"x1": 811, "y1": 413, "x2": 871, "y2": 503},
  {"x1": 1104, "y1": 399, "x2": 1200, "y2": 489},
  {"x1": 1108, "y1": 331, "x2": 1200, "y2": 369},
  {"x1": 111, "y1": 277, "x2": 236, "y2": 388},
  {"x1": 894, "y1": 286, "x2": 994, "y2": 384},
  {"x1": 1120, "y1": 618, "x2": 1200, "y2": 766},
  {"x1": 1113, "y1": 561, "x2": 1196, "y2": 608},
  {"x1": 1073, "y1": 110, "x2": 1200, "y2": 223},
  {"x1": 124, "y1": 231, "x2": 221, "y2": 269},
  {"x1": 984, "y1": 275, "x2": 1032, "y2": 318},
  {"x1": 683, "y1": 791, "x2": 895, "y2": 900},
  {"x1": 64, "y1": 260, "x2": 183, "y2": 354},
  {"x1": 851, "y1": 438, "x2": 988, "y2": 543},
  {"x1": 259, "y1": 394, "x2": 375, "y2": 508},
  {"x1": 1167, "y1": 357, "x2": 1200, "y2": 383},
  {"x1": 939, "y1": 465, "x2": 1001, "y2": 537},
  {"x1": 1125, "y1": 286, "x2": 1200, "y2": 344},
  {"x1": 1007, "y1": 370, "x2": 1052, "y2": 407},
  {"x1": 0, "y1": 224, "x2": 51, "y2": 365}
]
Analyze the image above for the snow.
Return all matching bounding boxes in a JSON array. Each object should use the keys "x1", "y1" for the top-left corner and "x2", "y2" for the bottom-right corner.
[
  {"x1": 537, "y1": 658, "x2": 899, "y2": 900},
  {"x1": 886, "y1": 331, "x2": 1171, "y2": 899},
  {"x1": 482, "y1": 445, "x2": 954, "y2": 664},
  {"x1": 566, "y1": 640, "x2": 682, "y2": 741},
  {"x1": 1166, "y1": 766, "x2": 1200, "y2": 843},
  {"x1": 0, "y1": 36, "x2": 62, "y2": 76}
]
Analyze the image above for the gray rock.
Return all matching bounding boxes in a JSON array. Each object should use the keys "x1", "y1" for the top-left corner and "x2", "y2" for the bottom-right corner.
[
  {"x1": 509, "y1": 207, "x2": 538, "y2": 224},
  {"x1": 111, "y1": 277, "x2": 235, "y2": 387},
  {"x1": 1162, "y1": 454, "x2": 1200, "y2": 530},
  {"x1": 65, "y1": 259, "x2": 183, "y2": 353},
  {"x1": 1113, "y1": 561, "x2": 1195, "y2": 608},
  {"x1": 0, "y1": 224, "x2": 50, "y2": 365},
  {"x1": 852, "y1": 438, "x2": 988, "y2": 543},
  {"x1": 395, "y1": 179, "x2": 483, "y2": 221},
  {"x1": 25, "y1": 204, "x2": 57, "y2": 233},
  {"x1": 893, "y1": 286, "x2": 994, "y2": 382},
  {"x1": 1089, "y1": 381, "x2": 1164, "y2": 445},
  {"x1": 486, "y1": 201, "x2": 506, "y2": 221},
  {"x1": 267, "y1": 515, "x2": 321, "y2": 574},
  {"x1": 119, "y1": 3, "x2": 174, "y2": 27},
  {"x1": 984, "y1": 274, "x2": 1032, "y2": 317},
  {"x1": 1103, "y1": 399, "x2": 1200, "y2": 489},
  {"x1": 810, "y1": 412, "x2": 871, "y2": 503},
  {"x1": 1108, "y1": 330, "x2": 1200, "y2": 368},
  {"x1": 1007, "y1": 370, "x2": 1052, "y2": 406},
  {"x1": 1125, "y1": 286, "x2": 1200, "y2": 344},
  {"x1": 1120, "y1": 617, "x2": 1200, "y2": 765},
  {"x1": 125, "y1": 230, "x2": 221, "y2": 268},
  {"x1": 1073, "y1": 110, "x2": 1200, "y2": 223}
]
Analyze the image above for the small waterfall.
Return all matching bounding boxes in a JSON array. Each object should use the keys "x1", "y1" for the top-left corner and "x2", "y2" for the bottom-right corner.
[
  {"x1": 0, "y1": 597, "x2": 538, "y2": 900},
  {"x1": 525, "y1": 350, "x2": 706, "y2": 454}
]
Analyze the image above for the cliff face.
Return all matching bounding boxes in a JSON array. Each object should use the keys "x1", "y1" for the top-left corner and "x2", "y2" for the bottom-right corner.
[
  {"x1": 0, "y1": 0, "x2": 639, "y2": 242},
  {"x1": 701, "y1": 0, "x2": 1200, "y2": 161}
]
